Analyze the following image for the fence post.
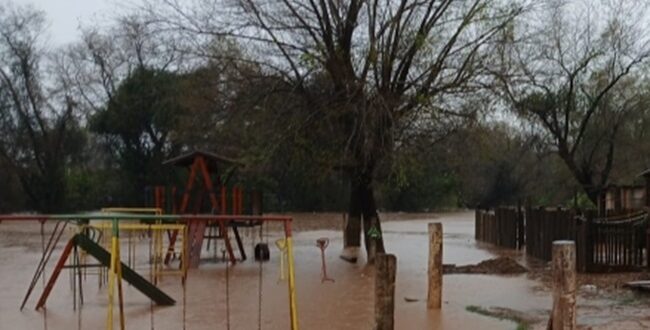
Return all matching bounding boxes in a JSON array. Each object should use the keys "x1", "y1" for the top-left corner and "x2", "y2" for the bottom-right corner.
[
  {"x1": 550, "y1": 241, "x2": 577, "y2": 330},
  {"x1": 496, "y1": 208, "x2": 502, "y2": 246},
  {"x1": 576, "y1": 218, "x2": 586, "y2": 273},
  {"x1": 475, "y1": 208, "x2": 479, "y2": 241},
  {"x1": 517, "y1": 200, "x2": 525, "y2": 249},
  {"x1": 586, "y1": 215, "x2": 594, "y2": 272},
  {"x1": 647, "y1": 228, "x2": 650, "y2": 270},
  {"x1": 614, "y1": 186, "x2": 622, "y2": 213},
  {"x1": 428, "y1": 223, "x2": 443, "y2": 309},
  {"x1": 525, "y1": 202, "x2": 533, "y2": 258},
  {"x1": 375, "y1": 253, "x2": 397, "y2": 330}
]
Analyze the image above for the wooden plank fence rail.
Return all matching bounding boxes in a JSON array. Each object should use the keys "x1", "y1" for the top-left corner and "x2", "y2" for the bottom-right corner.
[
  {"x1": 475, "y1": 207, "x2": 523, "y2": 249},
  {"x1": 477, "y1": 205, "x2": 649, "y2": 273},
  {"x1": 584, "y1": 212, "x2": 648, "y2": 272},
  {"x1": 525, "y1": 208, "x2": 578, "y2": 262}
]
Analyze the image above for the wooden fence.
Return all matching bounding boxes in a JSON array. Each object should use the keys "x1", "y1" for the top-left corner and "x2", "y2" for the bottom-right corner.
[
  {"x1": 475, "y1": 207, "x2": 524, "y2": 249},
  {"x1": 475, "y1": 206, "x2": 649, "y2": 272},
  {"x1": 581, "y1": 212, "x2": 648, "y2": 272},
  {"x1": 525, "y1": 208, "x2": 578, "y2": 262}
]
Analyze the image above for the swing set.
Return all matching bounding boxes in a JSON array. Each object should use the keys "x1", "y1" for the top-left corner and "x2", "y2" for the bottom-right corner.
[
  {"x1": 0, "y1": 213, "x2": 299, "y2": 330},
  {"x1": 2, "y1": 150, "x2": 300, "y2": 329}
]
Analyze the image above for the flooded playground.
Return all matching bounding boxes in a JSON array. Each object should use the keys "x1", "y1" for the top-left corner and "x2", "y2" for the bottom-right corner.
[{"x1": 1, "y1": 211, "x2": 649, "y2": 329}]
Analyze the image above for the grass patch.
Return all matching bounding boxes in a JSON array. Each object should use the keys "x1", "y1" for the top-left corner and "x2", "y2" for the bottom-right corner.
[
  {"x1": 465, "y1": 305, "x2": 531, "y2": 330},
  {"x1": 618, "y1": 296, "x2": 637, "y2": 305},
  {"x1": 465, "y1": 305, "x2": 492, "y2": 317},
  {"x1": 516, "y1": 323, "x2": 529, "y2": 330}
]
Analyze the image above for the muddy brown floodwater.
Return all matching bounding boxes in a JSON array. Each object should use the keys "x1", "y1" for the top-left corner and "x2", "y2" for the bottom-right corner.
[{"x1": 1, "y1": 211, "x2": 649, "y2": 329}]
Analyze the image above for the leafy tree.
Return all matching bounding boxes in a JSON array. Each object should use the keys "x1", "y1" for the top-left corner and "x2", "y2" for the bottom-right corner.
[
  {"x1": 90, "y1": 67, "x2": 183, "y2": 203},
  {"x1": 378, "y1": 139, "x2": 459, "y2": 211}
]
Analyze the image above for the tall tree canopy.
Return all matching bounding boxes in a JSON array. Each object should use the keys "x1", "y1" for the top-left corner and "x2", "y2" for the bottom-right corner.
[
  {"x1": 150, "y1": 0, "x2": 526, "y2": 262},
  {"x1": 495, "y1": 0, "x2": 650, "y2": 204}
]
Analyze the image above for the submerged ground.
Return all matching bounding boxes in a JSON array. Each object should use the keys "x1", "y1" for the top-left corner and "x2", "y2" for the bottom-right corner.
[{"x1": 0, "y1": 211, "x2": 649, "y2": 329}]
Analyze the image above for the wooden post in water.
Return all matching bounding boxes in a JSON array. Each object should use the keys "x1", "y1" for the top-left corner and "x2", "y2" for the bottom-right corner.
[
  {"x1": 550, "y1": 240, "x2": 577, "y2": 330},
  {"x1": 428, "y1": 223, "x2": 443, "y2": 309},
  {"x1": 375, "y1": 253, "x2": 396, "y2": 330}
]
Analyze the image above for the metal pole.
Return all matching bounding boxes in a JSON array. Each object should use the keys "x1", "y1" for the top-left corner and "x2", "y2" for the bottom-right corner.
[
  {"x1": 107, "y1": 220, "x2": 116, "y2": 330},
  {"x1": 284, "y1": 221, "x2": 299, "y2": 330}
]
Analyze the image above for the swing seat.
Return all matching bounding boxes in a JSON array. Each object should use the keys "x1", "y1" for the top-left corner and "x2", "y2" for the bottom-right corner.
[{"x1": 254, "y1": 243, "x2": 270, "y2": 261}]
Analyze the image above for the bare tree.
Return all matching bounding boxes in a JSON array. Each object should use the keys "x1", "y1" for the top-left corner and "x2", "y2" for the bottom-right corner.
[
  {"x1": 495, "y1": 0, "x2": 650, "y2": 204},
  {"x1": 63, "y1": 14, "x2": 184, "y2": 114},
  {"x1": 148, "y1": 0, "x2": 525, "y2": 262},
  {"x1": 0, "y1": 3, "x2": 82, "y2": 212}
]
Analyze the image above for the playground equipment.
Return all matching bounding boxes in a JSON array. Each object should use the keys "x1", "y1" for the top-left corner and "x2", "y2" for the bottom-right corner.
[
  {"x1": 19, "y1": 218, "x2": 184, "y2": 329},
  {"x1": 83, "y1": 221, "x2": 188, "y2": 284},
  {"x1": 37, "y1": 232, "x2": 176, "y2": 326},
  {"x1": 254, "y1": 242, "x2": 271, "y2": 261},
  {"x1": 3, "y1": 150, "x2": 300, "y2": 329},
  {"x1": 1, "y1": 213, "x2": 299, "y2": 330},
  {"x1": 316, "y1": 238, "x2": 335, "y2": 283},
  {"x1": 150, "y1": 150, "x2": 263, "y2": 267},
  {"x1": 275, "y1": 239, "x2": 288, "y2": 282},
  {"x1": 98, "y1": 208, "x2": 186, "y2": 284},
  {"x1": 20, "y1": 220, "x2": 69, "y2": 311}
]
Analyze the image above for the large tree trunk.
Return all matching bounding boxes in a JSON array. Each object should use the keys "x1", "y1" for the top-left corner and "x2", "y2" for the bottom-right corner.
[
  {"x1": 342, "y1": 180, "x2": 362, "y2": 259},
  {"x1": 360, "y1": 179, "x2": 385, "y2": 263},
  {"x1": 341, "y1": 167, "x2": 386, "y2": 264}
]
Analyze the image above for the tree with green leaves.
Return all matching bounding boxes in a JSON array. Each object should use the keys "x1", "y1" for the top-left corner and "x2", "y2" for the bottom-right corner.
[
  {"x1": 64, "y1": 14, "x2": 190, "y2": 205},
  {"x1": 90, "y1": 66, "x2": 184, "y2": 203}
]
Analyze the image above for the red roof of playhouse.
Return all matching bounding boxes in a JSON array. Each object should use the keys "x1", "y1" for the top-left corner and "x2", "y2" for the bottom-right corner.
[{"x1": 163, "y1": 150, "x2": 242, "y2": 172}]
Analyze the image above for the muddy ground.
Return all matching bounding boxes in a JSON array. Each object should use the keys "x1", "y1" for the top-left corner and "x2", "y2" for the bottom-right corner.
[{"x1": 0, "y1": 211, "x2": 649, "y2": 329}]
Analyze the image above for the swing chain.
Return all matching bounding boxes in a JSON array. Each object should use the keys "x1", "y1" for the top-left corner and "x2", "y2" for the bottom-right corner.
[
  {"x1": 257, "y1": 220, "x2": 268, "y2": 330},
  {"x1": 222, "y1": 248, "x2": 231, "y2": 330}
]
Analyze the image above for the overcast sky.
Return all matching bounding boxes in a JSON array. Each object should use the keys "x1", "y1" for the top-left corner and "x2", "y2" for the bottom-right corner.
[{"x1": 9, "y1": 0, "x2": 142, "y2": 46}]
